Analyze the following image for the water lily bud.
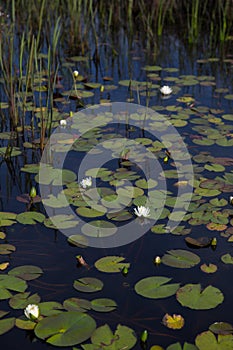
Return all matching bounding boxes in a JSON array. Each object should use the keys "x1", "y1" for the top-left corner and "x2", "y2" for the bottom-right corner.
[
  {"x1": 154, "y1": 256, "x2": 161, "y2": 265},
  {"x1": 69, "y1": 111, "x2": 73, "y2": 117},
  {"x1": 76, "y1": 255, "x2": 87, "y2": 266},
  {"x1": 100, "y1": 85, "x2": 104, "y2": 92},
  {"x1": 60, "y1": 119, "x2": 67, "y2": 127},
  {"x1": 73, "y1": 70, "x2": 79, "y2": 78},
  {"x1": 211, "y1": 237, "x2": 217, "y2": 248},
  {"x1": 121, "y1": 266, "x2": 129, "y2": 276},
  {"x1": 229, "y1": 196, "x2": 233, "y2": 205},
  {"x1": 140, "y1": 329, "x2": 148, "y2": 343},
  {"x1": 30, "y1": 186, "x2": 37, "y2": 198},
  {"x1": 24, "y1": 304, "x2": 40, "y2": 321},
  {"x1": 163, "y1": 156, "x2": 169, "y2": 163}
]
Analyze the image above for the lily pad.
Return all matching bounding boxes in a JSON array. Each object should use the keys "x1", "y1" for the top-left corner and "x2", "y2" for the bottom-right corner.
[
  {"x1": 209, "y1": 322, "x2": 233, "y2": 335},
  {"x1": 0, "y1": 212, "x2": 17, "y2": 227},
  {"x1": 82, "y1": 324, "x2": 137, "y2": 350},
  {"x1": 34, "y1": 311, "x2": 96, "y2": 346},
  {"x1": 176, "y1": 284, "x2": 224, "y2": 309},
  {"x1": 185, "y1": 237, "x2": 212, "y2": 248},
  {"x1": 195, "y1": 330, "x2": 233, "y2": 350},
  {"x1": 95, "y1": 256, "x2": 130, "y2": 273},
  {"x1": 0, "y1": 275, "x2": 27, "y2": 300},
  {"x1": 63, "y1": 298, "x2": 91, "y2": 312},
  {"x1": 39, "y1": 302, "x2": 64, "y2": 316},
  {"x1": 16, "y1": 212, "x2": 45, "y2": 225},
  {"x1": 0, "y1": 317, "x2": 15, "y2": 335},
  {"x1": 200, "y1": 264, "x2": 217, "y2": 273},
  {"x1": 90, "y1": 298, "x2": 117, "y2": 312},
  {"x1": 73, "y1": 278, "x2": 103, "y2": 293},
  {"x1": 81, "y1": 221, "x2": 117, "y2": 238},
  {"x1": 221, "y1": 254, "x2": 233, "y2": 264},
  {"x1": 35, "y1": 165, "x2": 76, "y2": 185},
  {"x1": 9, "y1": 292, "x2": 41, "y2": 309},
  {"x1": 0, "y1": 244, "x2": 16, "y2": 255},
  {"x1": 135, "y1": 276, "x2": 180, "y2": 299},
  {"x1": 44, "y1": 215, "x2": 78, "y2": 229},
  {"x1": 161, "y1": 249, "x2": 200, "y2": 268},
  {"x1": 8, "y1": 265, "x2": 43, "y2": 280}
]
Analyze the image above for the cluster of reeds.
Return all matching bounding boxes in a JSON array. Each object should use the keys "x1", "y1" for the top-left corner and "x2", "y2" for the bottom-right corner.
[{"x1": 0, "y1": 0, "x2": 232, "y2": 153}]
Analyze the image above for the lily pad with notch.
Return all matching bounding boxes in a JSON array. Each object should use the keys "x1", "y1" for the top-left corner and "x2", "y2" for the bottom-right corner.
[
  {"x1": 161, "y1": 249, "x2": 200, "y2": 268},
  {"x1": 135, "y1": 276, "x2": 180, "y2": 299},
  {"x1": 185, "y1": 237, "x2": 212, "y2": 248},
  {"x1": 95, "y1": 256, "x2": 130, "y2": 273},
  {"x1": 73, "y1": 278, "x2": 103, "y2": 293}
]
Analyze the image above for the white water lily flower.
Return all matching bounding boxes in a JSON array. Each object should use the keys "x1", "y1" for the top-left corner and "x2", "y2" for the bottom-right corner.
[
  {"x1": 24, "y1": 304, "x2": 40, "y2": 320},
  {"x1": 230, "y1": 196, "x2": 233, "y2": 205},
  {"x1": 80, "y1": 177, "x2": 92, "y2": 189},
  {"x1": 154, "y1": 256, "x2": 161, "y2": 264},
  {"x1": 60, "y1": 119, "x2": 67, "y2": 127},
  {"x1": 134, "y1": 206, "x2": 150, "y2": 218},
  {"x1": 160, "y1": 85, "x2": 173, "y2": 95},
  {"x1": 73, "y1": 70, "x2": 79, "y2": 78}
]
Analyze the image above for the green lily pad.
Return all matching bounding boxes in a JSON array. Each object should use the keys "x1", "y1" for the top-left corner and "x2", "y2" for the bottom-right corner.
[
  {"x1": 161, "y1": 249, "x2": 200, "y2": 268},
  {"x1": 106, "y1": 210, "x2": 133, "y2": 221},
  {"x1": 34, "y1": 311, "x2": 96, "y2": 347},
  {"x1": 43, "y1": 194, "x2": 69, "y2": 208},
  {"x1": 95, "y1": 256, "x2": 130, "y2": 273},
  {"x1": 63, "y1": 298, "x2": 91, "y2": 312},
  {"x1": 221, "y1": 254, "x2": 233, "y2": 264},
  {"x1": 0, "y1": 147, "x2": 21, "y2": 157},
  {"x1": 9, "y1": 292, "x2": 41, "y2": 309},
  {"x1": 16, "y1": 212, "x2": 45, "y2": 225},
  {"x1": 20, "y1": 164, "x2": 40, "y2": 173},
  {"x1": 200, "y1": 264, "x2": 217, "y2": 273},
  {"x1": 0, "y1": 244, "x2": 16, "y2": 255},
  {"x1": 44, "y1": 215, "x2": 78, "y2": 229},
  {"x1": 8, "y1": 265, "x2": 43, "y2": 280},
  {"x1": 176, "y1": 284, "x2": 224, "y2": 309},
  {"x1": 209, "y1": 322, "x2": 233, "y2": 335},
  {"x1": 35, "y1": 165, "x2": 76, "y2": 185},
  {"x1": 82, "y1": 324, "x2": 137, "y2": 350},
  {"x1": 73, "y1": 278, "x2": 103, "y2": 293},
  {"x1": 195, "y1": 330, "x2": 233, "y2": 349},
  {"x1": 81, "y1": 221, "x2": 117, "y2": 238},
  {"x1": 91, "y1": 298, "x2": 117, "y2": 312},
  {"x1": 0, "y1": 275, "x2": 27, "y2": 300},
  {"x1": 0, "y1": 212, "x2": 17, "y2": 227},
  {"x1": 39, "y1": 302, "x2": 64, "y2": 316},
  {"x1": 135, "y1": 179, "x2": 158, "y2": 189},
  {"x1": 135, "y1": 276, "x2": 180, "y2": 299},
  {"x1": 166, "y1": 342, "x2": 198, "y2": 350},
  {"x1": 0, "y1": 317, "x2": 15, "y2": 335},
  {"x1": 76, "y1": 207, "x2": 106, "y2": 218},
  {"x1": 67, "y1": 235, "x2": 88, "y2": 248},
  {"x1": 15, "y1": 317, "x2": 36, "y2": 330}
]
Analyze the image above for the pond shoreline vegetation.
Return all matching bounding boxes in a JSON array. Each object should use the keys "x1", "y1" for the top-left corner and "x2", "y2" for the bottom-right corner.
[{"x1": 0, "y1": 0, "x2": 233, "y2": 349}]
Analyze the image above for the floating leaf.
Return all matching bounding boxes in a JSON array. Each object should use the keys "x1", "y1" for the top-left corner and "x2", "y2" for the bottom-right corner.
[
  {"x1": 195, "y1": 330, "x2": 233, "y2": 350},
  {"x1": 221, "y1": 254, "x2": 233, "y2": 264},
  {"x1": 82, "y1": 324, "x2": 137, "y2": 350},
  {"x1": 16, "y1": 212, "x2": 45, "y2": 225},
  {"x1": 44, "y1": 215, "x2": 78, "y2": 229},
  {"x1": 63, "y1": 298, "x2": 91, "y2": 312},
  {"x1": 161, "y1": 249, "x2": 200, "y2": 268},
  {"x1": 209, "y1": 322, "x2": 233, "y2": 335},
  {"x1": 176, "y1": 284, "x2": 224, "y2": 310},
  {"x1": 34, "y1": 311, "x2": 96, "y2": 347},
  {"x1": 9, "y1": 292, "x2": 41, "y2": 309},
  {"x1": 67, "y1": 235, "x2": 88, "y2": 248},
  {"x1": 15, "y1": 317, "x2": 36, "y2": 330},
  {"x1": 162, "y1": 313, "x2": 185, "y2": 330},
  {"x1": 73, "y1": 278, "x2": 103, "y2": 293},
  {"x1": 0, "y1": 275, "x2": 27, "y2": 300},
  {"x1": 185, "y1": 237, "x2": 212, "y2": 248},
  {"x1": 91, "y1": 298, "x2": 117, "y2": 312},
  {"x1": 200, "y1": 264, "x2": 217, "y2": 273},
  {"x1": 135, "y1": 276, "x2": 180, "y2": 299},
  {"x1": 35, "y1": 165, "x2": 76, "y2": 185},
  {"x1": 8, "y1": 265, "x2": 43, "y2": 281},
  {"x1": 0, "y1": 317, "x2": 15, "y2": 335},
  {"x1": 76, "y1": 207, "x2": 106, "y2": 218},
  {"x1": 81, "y1": 221, "x2": 117, "y2": 238},
  {"x1": 206, "y1": 222, "x2": 227, "y2": 231},
  {"x1": 0, "y1": 212, "x2": 17, "y2": 226},
  {"x1": 0, "y1": 244, "x2": 16, "y2": 255},
  {"x1": 43, "y1": 194, "x2": 69, "y2": 208},
  {"x1": 95, "y1": 256, "x2": 130, "y2": 273},
  {"x1": 38, "y1": 302, "x2": 64, "y2": 316},
  {"x1": 0, "y1": 262, "x2": 9, "y2": 271}
]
